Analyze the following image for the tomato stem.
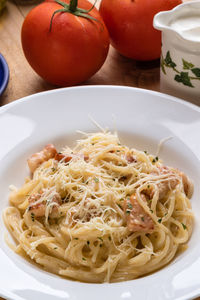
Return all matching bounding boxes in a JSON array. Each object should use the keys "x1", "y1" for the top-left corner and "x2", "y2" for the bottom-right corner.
[
  {"x1": 50, "y1": 0, "x2": 100, "y2": 32},
  {"x1": 69, "y1": 0, "x2": 78, "y2": 12}
]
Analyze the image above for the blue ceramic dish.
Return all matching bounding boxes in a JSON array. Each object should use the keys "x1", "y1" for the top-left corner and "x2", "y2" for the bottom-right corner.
[{"x1": 0, "y1": 53, "x2": 9, "y2": 96}]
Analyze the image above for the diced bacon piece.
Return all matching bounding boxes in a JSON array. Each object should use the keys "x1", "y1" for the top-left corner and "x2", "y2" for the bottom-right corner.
[
  {"x1": 158, "y1": 178, "x2": 178, "y2": 200},
  {"x1": 152, "y1": 165, "x2": 178, "y2": 200},
  {"x1": 180, "y1": 172, "x2": 193, "y2": 198},
  {"x1": 55, "y1": 153, "x2": 72, "y2": 163},
  {"x1": 42, "y1": 144, "x2": 57, "y2": 160},
  {"x1": 84, "y1": 155, "x2": 89, "y2": 162},
  {"x1": 124, "y1": 194, "x2": 154, "y2": 232},
  {"x1": 125, "y1": 152, "x2": 137, "y2": 163},
  {"x1": 27, "y1": 144, "x2": 57, "y2": 173},
  {"x1": 28, "y1": 191, "x2": 61, "y2": 218},
  {"x1": 156, "y1": 166, "x2": 193, "y2": 199}
]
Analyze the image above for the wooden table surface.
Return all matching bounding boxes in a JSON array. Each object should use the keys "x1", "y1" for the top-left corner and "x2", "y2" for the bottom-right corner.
[{"x1": 0, "y1": 0, "x2": 199, "y2": 299}]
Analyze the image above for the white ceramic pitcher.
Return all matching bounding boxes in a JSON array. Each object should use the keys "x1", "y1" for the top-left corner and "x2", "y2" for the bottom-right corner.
[{"x1": 154, "y1": 0, "x2": 200, "y2": 103}]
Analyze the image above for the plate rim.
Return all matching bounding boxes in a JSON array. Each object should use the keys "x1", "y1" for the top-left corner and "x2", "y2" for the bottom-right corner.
[{"x1": 0, "y1": 85, "x2": 200, "y2": 114}]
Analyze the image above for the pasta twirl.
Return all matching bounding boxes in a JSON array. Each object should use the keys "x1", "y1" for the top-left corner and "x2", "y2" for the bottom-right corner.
[{"x1": 3, "y1": 131, "x2": 194, "y2": 283}]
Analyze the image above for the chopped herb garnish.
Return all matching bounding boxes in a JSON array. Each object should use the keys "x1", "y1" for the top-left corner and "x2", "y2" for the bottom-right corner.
[
  {"x1": 54, "y1": 247, "x2": 58, "y2": 250},
  {"x1": 152, "y1": 156, "x2": 159, "y2": 163},
  {"x1": 127, "y1": 203, "x2": 133, "y2": 210},
  {"x1": 158, "y1": 218, "x2": 162, "y2": 223},
  {"x1": 117, "y1": 203, "x2": 122, "y2": 209},
  {"x1": 126, "y1": 210, "x2": 131, "y2": 215},
  {"x1": 116, "y1": 150, "x2": 120, "y2": 152},
  {"x1": 120, "y1": 198, "x2": 124, "y2": 201},
  {"x1": 98, "y1": 237, "x2": 103, "y2": 242},
  {"x1": 147, "y1": 185, "x2": 150, "y2": 189},
  {"x1": 150, "y1": 209, "x2": 153, "y2": 213},
  {"x1": 74, "y1": 238, "x2": 79, "y2": 240},
  {"x1": 164, "y1": 212, "x2": 168, "y2": 216},
  {"x1": 118, "y1": 143, "x2": 121, "y2": 146},
  {"x1": 31, "y1": 212, "x2": 35, "y2": 221},
  {"x1": 87, "y1": 241, "x2": 90, "y2": 245},
  {"x1": 82, "y1": 257, "x2": 86, "y2": 261},
  {"x1": 108, "y1": 236, "x2": 111, "y2": 241},
  {"x1": 58, "y1": 152, "x2": 62, "y2": 155},
  {"x1": 51, "y1": 167, "x2": 56, "y2": 172},
  {"x1": 94, "y1": 177, "x2": 99, "y2": 183},
  {"x1": 141, "y1": 217, "x2": 145, "y2": 222},
  {"x1": 182, "y1": 223, "x2": 187, "y2": 230}
]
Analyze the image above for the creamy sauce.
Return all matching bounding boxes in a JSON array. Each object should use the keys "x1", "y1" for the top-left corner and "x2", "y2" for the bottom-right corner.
[{"x1": 170, "y1": 15, "x2": 200, "y2": 42}]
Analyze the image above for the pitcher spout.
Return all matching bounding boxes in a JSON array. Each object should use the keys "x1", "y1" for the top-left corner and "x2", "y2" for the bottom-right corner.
[
  {"x1": 154, "y1": 0, "x2": 200, "y2": 43},
  {"x1": 153, "y1": 10, "x2": 173, "y2": 32}
]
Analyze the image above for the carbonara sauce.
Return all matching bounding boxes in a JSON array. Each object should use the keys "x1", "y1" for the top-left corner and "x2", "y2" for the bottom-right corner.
[{"x1": 170, "y1": 15, "x2": 200, "y2": 42}]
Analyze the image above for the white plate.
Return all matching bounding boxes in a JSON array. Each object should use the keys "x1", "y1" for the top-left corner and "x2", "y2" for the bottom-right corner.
[{"x1": 0, "y1": 86, "x2": 200, "y2": 300}]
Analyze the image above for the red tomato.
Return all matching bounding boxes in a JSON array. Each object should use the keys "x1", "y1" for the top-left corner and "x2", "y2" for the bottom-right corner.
[
  {"x1": 21, "y1": 0, "x2": 109, "y2": 86},
  {"x1": 100, "y1": 0, "x2": 182, "y2": 61}
]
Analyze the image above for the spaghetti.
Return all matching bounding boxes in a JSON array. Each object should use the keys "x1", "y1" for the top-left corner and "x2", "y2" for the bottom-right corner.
[{"x1": 3, "y1": 131, "x2": 194, "y2": 283}]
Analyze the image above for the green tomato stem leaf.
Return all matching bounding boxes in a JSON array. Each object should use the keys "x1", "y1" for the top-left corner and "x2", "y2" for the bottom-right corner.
[
  {"x1": 76, "y1": 0, "x2": 97, "y2": 13},
  {"x1": 49, "y1": 8, "x2": 66, "y2": 32},
  {"x1": 69, "y1": 0, "x2": 78, "y2": 12},
  {"x1": 50, "y1": 0, "x2": 99, "y2": 31},
  {"x1": 55, "y1": 0, "x2": 69, "y2": 9}
]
